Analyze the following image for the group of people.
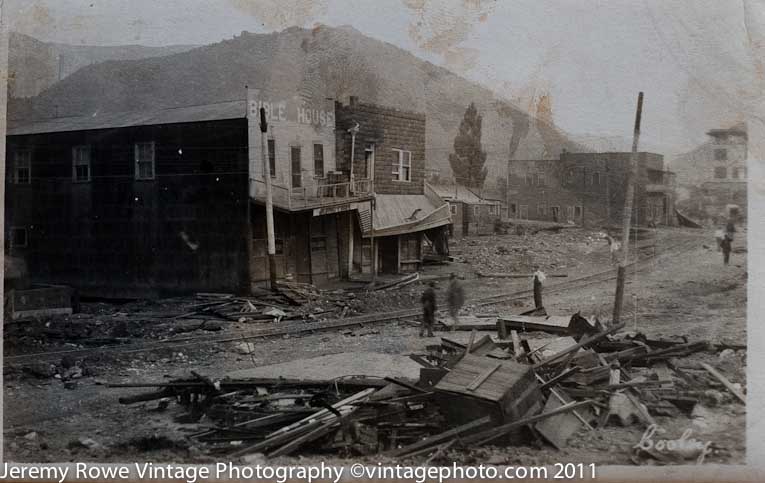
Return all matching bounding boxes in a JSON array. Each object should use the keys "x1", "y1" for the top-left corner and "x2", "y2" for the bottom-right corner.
[
  {"x1": 715, "y1": 219, "x2": 736, "y2": 265},
  {"x1": 419, "y1": 273, "x2": 464, "y2": 337}
]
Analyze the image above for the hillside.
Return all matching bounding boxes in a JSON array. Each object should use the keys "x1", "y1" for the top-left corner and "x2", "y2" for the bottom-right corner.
[
  {"x1": 8, "y1": 32, "x2": 198, "y2": 98},
  {"x1": 8, "y1": 26, "x2": 584, "y2": 191}
]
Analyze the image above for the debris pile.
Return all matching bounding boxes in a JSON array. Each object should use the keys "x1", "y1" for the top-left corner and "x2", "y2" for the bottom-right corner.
[{"x1": 109, "y1": 312, "x2": 744, "y2": 464}]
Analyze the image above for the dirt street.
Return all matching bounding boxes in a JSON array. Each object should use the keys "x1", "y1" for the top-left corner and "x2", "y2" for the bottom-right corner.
[{"x1": 3, "y1": 227, "x2": 746, "y2": 465}]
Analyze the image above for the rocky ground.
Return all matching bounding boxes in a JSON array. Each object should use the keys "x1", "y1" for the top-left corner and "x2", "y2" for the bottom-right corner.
[{"x1": 3, "y1": 226, "x2": 747, "y2": 466}]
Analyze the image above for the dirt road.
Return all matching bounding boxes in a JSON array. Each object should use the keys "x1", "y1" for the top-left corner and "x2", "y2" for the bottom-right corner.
[{"x1": 4, "y1": 227, "x2": 746, "y2": 464}]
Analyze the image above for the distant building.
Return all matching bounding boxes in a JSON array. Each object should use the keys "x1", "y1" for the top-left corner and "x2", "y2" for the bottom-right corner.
[
  {"x1": 429, "y1": 183, "x2": 501, "y2": 237},
  {"x1": 672, "y1": 123, "x2": 747, "y2": 221},
  {"x1": 507, "y1": 152, "x2": 676, "y2": 227}
]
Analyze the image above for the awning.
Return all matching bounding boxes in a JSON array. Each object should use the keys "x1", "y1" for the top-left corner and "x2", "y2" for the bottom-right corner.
[{"x1": 363, "y1": 193, "x2": 452, "y2": 238}]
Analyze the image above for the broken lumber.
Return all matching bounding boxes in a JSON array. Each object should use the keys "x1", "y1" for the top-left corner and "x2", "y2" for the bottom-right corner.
[
  {"x1": 386, "y1": 416, "x2": 492, "y2": 457},
  {"x1": 461, "y1": 400, "x2": 595, "y2": 446},
  {"x1": 534, "y1": 322, "x2": 626, "y2": 369},
  {"x1": 700, "y1": 362, "x2": 746, "y2": 404}
]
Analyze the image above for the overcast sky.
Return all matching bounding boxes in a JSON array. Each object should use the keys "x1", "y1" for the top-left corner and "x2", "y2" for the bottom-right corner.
[{"x1": 6, "y1": 0, "x2": 765, "y2": 155}]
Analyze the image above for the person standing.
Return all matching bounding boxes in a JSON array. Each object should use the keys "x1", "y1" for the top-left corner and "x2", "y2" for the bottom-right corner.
[
  {"x1": 533, "y1": 268, "x2": 546, "y2": 310},
  {"x1": 420, "y1": 282, "x2": 437, "y2": 337},
  {"x1": 446, "y1": 273, "x2": 465, "y2": 331},
  {"x1": 721, "y1": 235, "x2": 732, "y2": 265}
]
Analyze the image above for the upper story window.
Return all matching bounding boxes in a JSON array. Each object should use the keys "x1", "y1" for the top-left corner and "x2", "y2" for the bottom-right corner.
[
  {"x1": 525, "y1": 173, "x2": 533, "y2": 186},
  {"x1": 489, "y1": 204, "x2": 498, "y2": 215},
  {"x1": 714, "y1": 148, "x2": 727, "y2": 161},
  {"x1": 313, "y1": 143, "x2": 324, "y2": 177},
  {"x1": 134, "y1": 142, "x2": 155, "y2": 180},
  {"x1": 13, "y1": 150, "x2": 31, "y2": 184},
  {"x1": 449, "y1": 203, "x2": 457, "y2": 215},
  {"x1": 267, "y1": 139, "x2": 276, "y2": 177},
  {"x1": 592, "y1": 172, "x2": 600, "y2": 186},
  {"x1": 392, "y1": 149, "x2": 412, "y2": 182},
  {"x1": 536, "y1": 173, "x2": 545, "y2": 187},
  {"x1": 72, "y1": 145, "x2": 91, "y2": 182},
  {"x1": 714, "y1": 166, "x2": 727, "y2": 179}
]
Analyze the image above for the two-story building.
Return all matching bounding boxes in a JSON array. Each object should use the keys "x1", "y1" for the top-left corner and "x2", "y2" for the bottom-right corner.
[
  {"x1": 6, "y1": 101, "x2": 252, "y2": 298},
  {"x1": 507, "y1": 152, "x2": 676, "y2": 227}
]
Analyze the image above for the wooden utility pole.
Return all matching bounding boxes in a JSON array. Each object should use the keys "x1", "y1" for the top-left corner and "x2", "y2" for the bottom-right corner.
[
  {"x1": 259, "y1": 107, "x2": 278, "y2": 290},
  {"x1": 613, "y1": 92, "x2": 643, "y2": 324}
]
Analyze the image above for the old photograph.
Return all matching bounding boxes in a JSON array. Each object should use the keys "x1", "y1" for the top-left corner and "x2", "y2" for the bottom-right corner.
[{"x1": 2, "y1": 0, "x2": 758, "y2": 473}]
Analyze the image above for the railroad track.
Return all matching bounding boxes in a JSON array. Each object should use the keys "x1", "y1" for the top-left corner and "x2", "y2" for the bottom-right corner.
[{"x1": 4, "y1": 233, "x2": 703, "y2": 366}]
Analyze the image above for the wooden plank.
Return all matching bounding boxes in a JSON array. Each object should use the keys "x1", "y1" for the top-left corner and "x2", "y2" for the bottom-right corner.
[
  {"x1": 496, "y1": 314, "x2": 571, "y2": 334},
  {"x1": 466, "y1": 363, "x2": 502, "y2": 391},
  {"x1": 510, "y1": 330, "x2": 522, "y2": 357},
  {"x1": 386, "y1": 415, "x2": 492, "y2": 457},
  {"x1": 497, "y1": 319, "x2": 508, "y2": 340},
  {"x1": 383, "y1": 376, "x2": 429, "y2": 394},
  {"x1": 533, "y1": 322, "x2": 626, "y2": 370},
  {"x1": 467, "y1": 329, "x2": 477, "y2": 353},
  {"x1": 700, "y1": 362, "x2": 746, "y2": 404}
]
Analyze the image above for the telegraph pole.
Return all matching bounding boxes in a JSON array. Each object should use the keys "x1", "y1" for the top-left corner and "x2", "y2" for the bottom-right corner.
[
  {"x1": 613, "y1": 92, "x2": 643, "y2": 324},
  {"x1": 259, "y1": 107, "x2": 278, "y2": 290}
]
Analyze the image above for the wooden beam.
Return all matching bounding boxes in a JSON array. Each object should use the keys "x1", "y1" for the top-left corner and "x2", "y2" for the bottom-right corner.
[
  {"x1": 385, "y1": 415, "x2": 492, "y2": 457},
  {"x1": 466, "y1": 363, "x2": 501, "y2": 391},
  {"x1": 700, "y1": 362, "x2": 746, "y2": 404}
]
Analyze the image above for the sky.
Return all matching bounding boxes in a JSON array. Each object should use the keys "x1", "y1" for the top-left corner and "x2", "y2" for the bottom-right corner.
[{"x1": 5, "y1": 0, "x2": 765, "y2": 156}]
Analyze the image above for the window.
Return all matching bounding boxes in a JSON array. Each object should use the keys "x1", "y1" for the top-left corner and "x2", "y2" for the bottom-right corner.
[
  {"x1": 13, "y1": 150, "x2": 31, "y2": 184},
  {"x1": 72, "y1": 145, "x2": 91, "y2": 182},
  {"x1": 313, "y1": 143, "x2": 324, "y2": 177},
  {"x1": 537, "y1": 204, "x2": 546, "y2": 216},
  {"x1": 489, "y1": 204, "x2": 498, "y2": 216},
  {"x1": 509, "y1": 203, "x2": 517, "y2": 217},
  {"x1": 519, "y1": 205, "x2": 529, "y2": 219},
  {"x1": 566, "y1": 206, "x2": 574, "y2": 220},
  {"x1": 714, "y1": 149, "x2": 727, "y2": 161},
  {"x1": 134, "y1": 142, "x2": 155, "y2": 180},
  {"x1": 392, "y1": 149, "x2": 412, "y2": 182},
  {"x1": 592, "y1": 172, "x2": 600, "y2": 186},
  {"x1": 568, "y1": 169, "x2": 575, "y2": 183},
  {"x1": 291, "y1": 146, "x2": 302, "y2": 188},
  {"x1": 525, "y1": 173, "x2": 533, "y2": 186},
  {"x1": 10, "y1": 227, "x2": 27, "y2": 248},
  {"x1": 714, "y1": 166, "x2": 727, "y2": 179},
  {"x1": 473, "y1": 205, "x2": 480, "y2": 216},
  {"x1": 536, "y1": 173, "x2": 545, "y2": 187},
  {"x1": 363, "y1": 145, "x2": 375, "y2": 179},
  {"x1": 733, "y1": 167, "x2": 747, "y2": 179},
  {"x1": 449, "y1": 203, "x2": 457, "y2": 215},
  {"x1": 267, "y1": 139, "x2": 276, "y2": 177},
  {"x1": 574, "y1": 205, "x2": 582, "y2": 218}
]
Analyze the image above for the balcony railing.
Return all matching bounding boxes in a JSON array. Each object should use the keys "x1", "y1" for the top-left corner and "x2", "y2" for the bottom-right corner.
[{"x1": 251, "y1": 178, "x2": 374, "y2": 211}]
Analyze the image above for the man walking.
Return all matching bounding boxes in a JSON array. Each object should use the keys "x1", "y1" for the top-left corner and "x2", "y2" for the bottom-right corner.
[
  {"x1": 715, "y1": 227, "x2": 724, "y2": 252},
  {"x1": 420, "y1": 282, "x2": 437, "y2": 337},
  {"x1": 446, "y1": 273, "x2": 465, "y2": 331}
]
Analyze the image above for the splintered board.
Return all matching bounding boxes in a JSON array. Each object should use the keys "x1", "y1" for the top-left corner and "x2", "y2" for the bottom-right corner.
[{"x1": 497, "y1": 315, "x2": 572, "y2": 335}]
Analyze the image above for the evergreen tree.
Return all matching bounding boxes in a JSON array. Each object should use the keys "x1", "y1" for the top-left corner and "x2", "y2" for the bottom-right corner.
[{"x1": 449, "y1": 103, "x2": 488, "y2": 189}]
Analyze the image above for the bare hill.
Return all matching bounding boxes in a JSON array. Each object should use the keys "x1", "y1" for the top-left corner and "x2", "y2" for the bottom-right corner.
[{"x1": 8, "y1": 26, "x2": 585, "y2": 190}]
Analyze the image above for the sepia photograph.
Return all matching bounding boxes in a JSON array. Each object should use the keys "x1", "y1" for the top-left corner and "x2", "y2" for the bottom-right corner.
[{"x1": 1, "y1": 0, "x2": 761, "y2": 478}]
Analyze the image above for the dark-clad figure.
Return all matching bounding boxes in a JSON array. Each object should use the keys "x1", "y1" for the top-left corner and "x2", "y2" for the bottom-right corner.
[
  {"x1": 420, "y1": 282, "x2": 437, "y2": 337},
  {"x1": 721, "y1": 236, "x2": 732, "y2": 265}
]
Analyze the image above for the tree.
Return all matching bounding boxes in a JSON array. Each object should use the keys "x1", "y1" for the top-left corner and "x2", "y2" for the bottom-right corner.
[{"x1": 449, "y1": 103, "x2": 488, "y2": 189}]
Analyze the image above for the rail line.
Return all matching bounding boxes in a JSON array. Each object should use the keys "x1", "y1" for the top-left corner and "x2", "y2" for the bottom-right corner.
[{"x1": 4, "y1": 233, "x2": 703, "y2": 366}]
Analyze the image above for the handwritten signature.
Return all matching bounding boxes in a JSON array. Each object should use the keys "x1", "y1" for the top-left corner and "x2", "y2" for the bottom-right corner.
[{"x1": 633, "y1": 424, "x2": 713, "y2": 464}]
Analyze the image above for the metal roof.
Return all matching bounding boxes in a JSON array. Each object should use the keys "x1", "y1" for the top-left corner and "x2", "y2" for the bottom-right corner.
[
  {"x1": 428, "y1": 182, "x2": 496, "y2": 204},
  {"x1": 7, "y1": 100, "x2": 247, "y2": 136},
  {"x1": 367, "y1": 192, "x2": 451, "y2": 237}
]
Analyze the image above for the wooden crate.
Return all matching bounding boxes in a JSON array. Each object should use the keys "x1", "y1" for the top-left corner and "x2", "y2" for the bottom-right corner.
[{"x1": 433, "y1": 354, "x2": 541, "y2": 442}]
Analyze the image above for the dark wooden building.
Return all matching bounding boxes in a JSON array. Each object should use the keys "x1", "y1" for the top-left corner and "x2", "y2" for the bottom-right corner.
[{"x1": 6, "y1": 101, "x2": 251, "y2": 298}]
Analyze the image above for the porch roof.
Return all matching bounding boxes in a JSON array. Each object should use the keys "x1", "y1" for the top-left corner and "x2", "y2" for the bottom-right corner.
[{"x1": 366, "y1": 191, "x2": 451, "y2": 238}]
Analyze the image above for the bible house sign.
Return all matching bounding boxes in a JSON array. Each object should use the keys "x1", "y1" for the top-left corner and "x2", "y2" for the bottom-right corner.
[{"x1": 247, "y1": 88, "x2": 337, "y2": 190}]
